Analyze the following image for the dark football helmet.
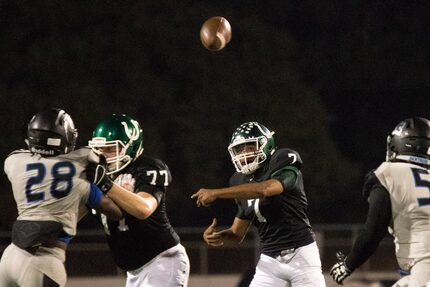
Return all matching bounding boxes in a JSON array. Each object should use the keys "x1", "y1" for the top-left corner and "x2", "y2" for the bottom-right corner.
[
  {"x1": 88, "y1": 114, "x2": 144, "y2": 174},
  {"x1": 26, "y1": 108, "x2": 78, "y2": 156},
  {"x1": 228, "y1": 122, "x2": 276, "y2": 174},
  {"x1": 386, "y1": 117, "x2": 430, "y2": 165}
]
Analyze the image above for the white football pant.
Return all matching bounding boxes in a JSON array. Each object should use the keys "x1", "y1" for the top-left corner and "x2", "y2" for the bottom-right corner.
[
  {"x1": 125, "y1": 243, "x2": 190, "y2": 287},
  {"x1": 250, "y1": 241, "x2": 326, "y2": 287}
]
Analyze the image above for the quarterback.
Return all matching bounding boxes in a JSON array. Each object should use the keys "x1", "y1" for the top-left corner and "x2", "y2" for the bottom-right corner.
[
  {"x1": 192, "y1": 122, "x2": 326, "y2": 287},
  {"x1": 330, "y1": 117, "x2": 430, "y2": 287}
]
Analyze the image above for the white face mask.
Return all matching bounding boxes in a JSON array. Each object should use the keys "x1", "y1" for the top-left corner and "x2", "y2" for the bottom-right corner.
[
  {"x1": 228, "y1": 137, "x2": 268, "y2": 174},
  {"x1": 88, "y1": 138, "x2": 133, "y2": 174}
]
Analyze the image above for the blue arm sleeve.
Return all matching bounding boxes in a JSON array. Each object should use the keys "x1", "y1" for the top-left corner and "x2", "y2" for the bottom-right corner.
[{"x1": 87, "y1": 184, "x2": 103, "y2": 208}]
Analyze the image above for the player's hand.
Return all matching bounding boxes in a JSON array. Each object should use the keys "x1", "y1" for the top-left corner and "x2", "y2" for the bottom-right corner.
[
  {"x1": 85, "y1": 156, "x2": 113, "y2": 193},
  {"x1": 115, "y1": 174, "x2": 135, "y2": 192},
  {"x1": 191, "y1": 188, "x2": 217, "y2": 207},
  {"x1": 330, "y1": 252, "x2": 352, "y2": 285},
  {"x1": 203, "y1": 218, "x2": 224, "y2": 246}
]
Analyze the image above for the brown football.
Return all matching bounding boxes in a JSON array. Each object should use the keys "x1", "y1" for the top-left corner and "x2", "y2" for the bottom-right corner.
[{"x1": 200, "y1": 16, "x2": 232, "y2": 51}]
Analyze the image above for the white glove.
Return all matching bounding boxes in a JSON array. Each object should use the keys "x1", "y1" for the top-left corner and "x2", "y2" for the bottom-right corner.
[
  {"x1": 114, "y1": 174, "x2": 135, "y2": 192},
  {"x1": 330, "y1": 252, "x2": 352, "y2": 285}
]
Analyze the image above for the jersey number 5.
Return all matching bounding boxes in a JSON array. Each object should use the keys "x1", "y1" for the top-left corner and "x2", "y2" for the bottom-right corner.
[
  {"x1": 412, "y1": 168, "x2": 430, "y2": 206},
  {"x1": 26, "y1": 162, "x2": 76, "y2": 203}
]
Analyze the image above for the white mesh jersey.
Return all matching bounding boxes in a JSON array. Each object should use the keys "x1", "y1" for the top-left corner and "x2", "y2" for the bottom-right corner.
[
  {"x1": 4, "y1": 148, "x2": 93, "y2": 236},
  {"x1": 375, "y1": 161, "x2": 430, "y2": 261}
]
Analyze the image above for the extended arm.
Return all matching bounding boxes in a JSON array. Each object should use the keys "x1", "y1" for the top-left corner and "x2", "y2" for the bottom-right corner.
[
  {"x1": 106, "y1": 187, "x2": 158, "y2": 220},
  {"x1": 345, "y1": 185, "x2": 391, "y2": 269},
  {"x1": 86, "y1": 162, "x2": 158, "y2": 220},
  {"x1": 330, "y1": 185, "x2": 391, "y2": 284},
  {"x1": 85, "y1": 184, "x2": 124, "y2": 221},
  {"x1": 192, "y1": 179, "x2": 283, "y2": 207}
]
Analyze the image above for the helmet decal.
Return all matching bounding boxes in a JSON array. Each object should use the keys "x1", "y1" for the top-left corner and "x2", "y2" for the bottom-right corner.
[{"x1": 121, "y1": 120, "x2": 141, "y2": 141}]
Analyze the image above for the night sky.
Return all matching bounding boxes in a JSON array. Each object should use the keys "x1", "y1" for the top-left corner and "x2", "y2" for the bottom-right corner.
[{"x1": 0, "y1": 1, "x2": 429, "y2": 229}]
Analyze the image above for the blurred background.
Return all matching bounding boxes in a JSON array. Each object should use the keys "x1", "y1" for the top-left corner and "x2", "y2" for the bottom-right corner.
[{"x1": 0, "y1": 1, "x2": 429, "y2": 286}]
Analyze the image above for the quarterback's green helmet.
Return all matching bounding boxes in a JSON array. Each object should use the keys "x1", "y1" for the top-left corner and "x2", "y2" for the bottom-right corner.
[
  {"x1": 89, "y1": 114, "x2": 144, "y2": 174},
  {"x1": 228, "y1": 122, "x2": 275, "y2": 174}
]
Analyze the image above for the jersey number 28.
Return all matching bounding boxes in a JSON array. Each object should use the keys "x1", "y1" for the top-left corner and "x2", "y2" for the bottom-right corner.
[{"x1": 25, "y1": 162, "x2": 76, "y2": 203}]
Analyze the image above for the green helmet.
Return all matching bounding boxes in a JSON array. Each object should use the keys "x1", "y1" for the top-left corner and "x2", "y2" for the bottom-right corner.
[
  {"x1": 228, "y1": 122, "x2": 276, "y2": 174},
  {"x1": 89, "y1": 114, "x2": 144, "y2": 174}
]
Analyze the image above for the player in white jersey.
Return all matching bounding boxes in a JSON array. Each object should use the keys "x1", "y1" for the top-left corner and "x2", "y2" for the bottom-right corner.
[
  {"x1": 0, "y1": 108, "x2": 124, "y2": 287},
  {"x1": 330, "y1": 117, "x2": 430, "y2": 287}
]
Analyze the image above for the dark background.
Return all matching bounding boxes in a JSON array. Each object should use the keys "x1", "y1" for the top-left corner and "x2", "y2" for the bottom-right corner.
[{"x1": 0, "y1": 0, "x2": 429, "y2": 230}]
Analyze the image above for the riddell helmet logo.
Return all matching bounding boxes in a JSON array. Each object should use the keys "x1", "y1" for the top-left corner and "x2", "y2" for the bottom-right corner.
[
  {"x1": 121, "y1": 120, "x2": 140, "y2": 141},
  {"x1": 31, "y1": 147, "x2": 55, "y2": 155}
]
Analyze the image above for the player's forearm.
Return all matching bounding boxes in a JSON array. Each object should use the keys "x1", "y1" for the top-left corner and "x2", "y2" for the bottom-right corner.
[
  {"x1": 215, "y1": 179, "x2": 281, "y2": 199},
  {"x1": 346, "y1": 186, "x2": 391, "y2": 270},
  {"x1": 218, "y1": 228, "x2": 244, "y2": 244},
  {"x1": 107, "y1": 185, "x2": 153, "y2": 220},
  {"x1": 97, "y1": 196, "x2": 124, "y2": 221}
]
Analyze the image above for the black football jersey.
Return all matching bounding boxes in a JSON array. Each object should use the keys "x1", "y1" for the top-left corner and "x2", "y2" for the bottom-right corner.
[
  {"x1": 230, "y1": 148, "x2": 315, "y2": 256},
  {"x1": 96, "y1": 156, "x2": 180, "y2": 270}
]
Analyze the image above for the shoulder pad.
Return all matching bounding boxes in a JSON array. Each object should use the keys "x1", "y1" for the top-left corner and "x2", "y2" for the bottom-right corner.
[
  {"x1": 57, "y1": 147, "x2": 92, "y2": 167},
  {"x1": 269, "y1": 148, "x2": 303, "y2": 171},
  {"x1": 362, "y1": 169, "x2": 382, "y2": 198},
  {"x1": 133, "y1": 156, "x2": 169, "y2": 171},
  {"x1": 7, "y1": 149, "x2": 31, "y2": 157}
]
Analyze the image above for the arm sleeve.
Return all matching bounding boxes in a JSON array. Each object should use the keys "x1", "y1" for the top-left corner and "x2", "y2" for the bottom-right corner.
[
  {"x1": 86, "y1": 184, "x2": 103, "y2": 208},
  {"x1": 271, "y1": 166, "x2": 299, "y2": 191},
  {"x1": 345, "y1": 185, "x2": 391, "y2": 270}
]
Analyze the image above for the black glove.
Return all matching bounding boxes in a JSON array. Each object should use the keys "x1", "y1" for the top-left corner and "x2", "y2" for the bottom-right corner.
[
  {"x1": 330, "y1": 252, "x2": 352, "y2": 285},
  {"x1": 85, "y1": 156, "x2": 113, "y2": 194}
]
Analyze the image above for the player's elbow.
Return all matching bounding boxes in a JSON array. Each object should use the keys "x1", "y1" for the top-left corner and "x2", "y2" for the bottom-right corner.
[
  {"x1": 260, "y1": 179, "x2": 283, "y2": 197},
  {"x1": 133, "y1": 203, "x2": 157, "y2": 220},
  {"x1": 130, "y1": 192, "x2": 158, "y2": 220}
]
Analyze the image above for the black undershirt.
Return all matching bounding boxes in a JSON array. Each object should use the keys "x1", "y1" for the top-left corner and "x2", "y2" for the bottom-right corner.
[{"x1": 345, "y1": 184, "x2": 391, "y2": 270}]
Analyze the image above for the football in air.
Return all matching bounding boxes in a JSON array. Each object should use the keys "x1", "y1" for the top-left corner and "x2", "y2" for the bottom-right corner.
[{"x1": 200, "y1": 16, "x2": 232, "y2": 51}]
